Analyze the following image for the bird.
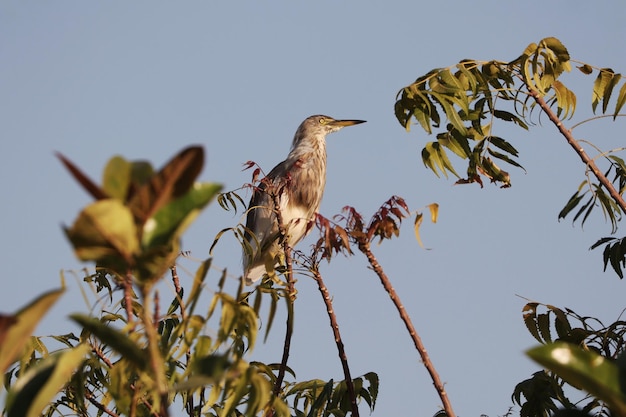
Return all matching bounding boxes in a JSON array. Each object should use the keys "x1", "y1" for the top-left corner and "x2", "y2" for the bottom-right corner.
[{"x1": 242, "y1": 115, "x2": 366, "y2": 284}]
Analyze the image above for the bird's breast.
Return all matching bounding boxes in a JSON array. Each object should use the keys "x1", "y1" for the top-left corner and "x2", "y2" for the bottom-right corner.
[{"x1": 288, "y1": 164, "x2": 325, "y2": 214}]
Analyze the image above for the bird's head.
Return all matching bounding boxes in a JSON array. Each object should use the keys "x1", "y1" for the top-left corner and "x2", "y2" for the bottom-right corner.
[{"x1": 291, "y1": 115, "x2": 366, "y2": 149}]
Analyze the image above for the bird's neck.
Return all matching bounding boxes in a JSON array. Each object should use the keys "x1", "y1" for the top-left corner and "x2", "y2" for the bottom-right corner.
[{"x1": 287, "y1": 137, "x2": 327, "y2": 167}]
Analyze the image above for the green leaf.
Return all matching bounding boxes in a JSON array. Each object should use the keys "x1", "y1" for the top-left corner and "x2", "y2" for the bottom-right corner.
[
  {"x1": 614, "y1": 81, "x2": 626, "y2": 119},
  {"x1": 492, "y1": 110, "x2": 530, "y2": 130},
  {"x1": 422, "y1": 142, "x2": 443, "y2": 177},
  {"x1": 64, "y1": 199, "x2": 139, "y2": 264},
  {"x1": 6, "y1": 344, "x2": 90, "y2": 417},
  {"x1": 186, "y1": 258, "x2": 212, "y2": 316},
  {"x1": 589, "y1": 237, "x2": 617, "y2": 251},
  {"x1": 142, "y1": 182, "x2": 222, "y2": 249},
  {"x1": 603, "y1": 71, "x2": 621, "y2": 114},
  {"x1": 487, "y1": 148, "x2": 525, "y2": 171},
  {"x1": 592, "y1": 69, "x2": 614, "y2": 114},
  {"x1": 421, "y1": 142, "x2": 459, "y2": 178},
  {"x1": 102, "y1": 156, "x2": 132, "y2": 200},
  {"x1": 552, "y1": 80, "x2": 576, "y2": 119},
  {"x1": 522, "y1": 303, "x2": 543, "y2": 343},
  {"x1": 129, "y1": 160, "x2": 155, "y2": 186},
  {"x1": 527, "y1": 342, "x2": 626, "y2": 415},
  {"x1": 488, "y1": 136, "x2": 520, "y2": 157},
  {"x1": 0, "y1": 288, "x2": 64, "y2": 373},
  {"x1": 537, "y1": 313, "x2": 552, "y2": 343},
  {"x1": 542, "y1": 37, "x2": 570, "y2": 63},
  {"x1": 70, "y1": 314, "x2": 148, "y2": 370},
  {"x1": 558, "y1": 189, "x2": 586, "y2": 221},
  {"x1": 438, "y1": 132, "x2": 471, "y2": 159}
]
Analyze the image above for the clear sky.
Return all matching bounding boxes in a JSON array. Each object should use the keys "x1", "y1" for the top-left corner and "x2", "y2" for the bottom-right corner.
[{"x1": 2, "y1": 2, "x2": 626, "y2": 416}]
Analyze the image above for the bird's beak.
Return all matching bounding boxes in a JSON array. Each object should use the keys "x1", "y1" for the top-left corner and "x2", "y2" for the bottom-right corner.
[{"x1": 331, "y1": 119, "x2": 367, "y2": 127}]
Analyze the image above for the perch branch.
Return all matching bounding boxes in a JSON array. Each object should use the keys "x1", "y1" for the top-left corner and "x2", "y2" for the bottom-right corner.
[
  {"x1": 356, "y1": 237, "x2": 456, "y2": 417},
  {"x1": 311, "y1": 267, "x2": 359, "y2": 417}
]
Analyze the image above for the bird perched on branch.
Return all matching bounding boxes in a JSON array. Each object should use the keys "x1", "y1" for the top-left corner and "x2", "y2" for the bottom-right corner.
[{"x1": 243, "y1": 115, "x2": 366, "y2": 284}]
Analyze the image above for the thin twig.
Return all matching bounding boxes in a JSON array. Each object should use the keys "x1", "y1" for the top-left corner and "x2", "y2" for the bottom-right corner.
[
  {"x1": 311, "y1": 267, "x2": 359, "y2": 417},
  {"x1": 123, "y1": 270, "x2": 135, "y2": 325},
  {"x1": 154, "y1": 290, "x2": 160, "y2": 329},
  {"x1": 356, "y1": 237, "x2": 456, "y2": 417},
  {"x1": 92, "y1": 344, "x2": 113, "y2": 367},
  {"x1": 170, "y1": 265, "x2": 195, "y2": 416},
  {"x1": 140, "y1": 286, "x2": 171, "y2": 417},
  {"x1": 170, "y1": 265, "x2": 188, "y2": 322},
  {"x1": 528, "y1": 88, "x2": 626, "y2": 215},
  {"x1": 85, "y1": 390, "x2": 120, "y2": 417}
]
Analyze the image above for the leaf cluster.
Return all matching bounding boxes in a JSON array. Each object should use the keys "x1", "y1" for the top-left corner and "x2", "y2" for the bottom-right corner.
[
  {"x1": 60, "y1": 146, "x2": 222, "y2": 284},
  {"x1": 514, "y1": 302, "x2": 626, "y2": 417},
  {"x1": 313, "y1": 196, "x2": 435, "y2": 263},
  {"x1": 283, "y1": 373, "x2": 378, "y2": 417},
  {"x1": 395, "y1": 52, "x2": 530, "y2": 187},
  {"x1": 395, "y1": 37, "x2": 626, "y2": 192},
  {"x1": 397, "y1": 37, "x2": 626, "y2": 280}
]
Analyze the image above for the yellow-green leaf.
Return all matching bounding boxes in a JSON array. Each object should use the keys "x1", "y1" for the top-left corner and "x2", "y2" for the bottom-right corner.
[
  {"x1": 614, "y1": 81, "x2": 626, "y2": 119},
  {"x1": 102, "y1": 156, "x2": 131, "y2": 200},
  {"x1": 65, "y1": 199, "x2": 139, "y2": 264},
  {"x1": 6, "y1": 344, "x2": 90, "y2": 417},
  {"x1": 414, "y1": 212, "x2": 424, "y2": 248},
  {"x1": 592, "y1": 68, "x2": 614, "y2": 113},
  {"x1": 527, "y1": 342, "x2": 626, "y2": 415},
  {"x1": 70, "y1": 314, "x2": 148, "y2": 370},
  {"x1": 0, "y1": 288, "x2": 64, "y2": 373},
  {"x1": 428, "y1": 203, "x2": 439, "y2": 223},
  {"x1": 142, "y1": 182, "x2": 222, "y2": 249}
]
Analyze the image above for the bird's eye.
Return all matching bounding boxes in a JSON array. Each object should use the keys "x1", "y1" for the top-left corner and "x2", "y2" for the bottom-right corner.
[{"x1": 319, "y1": 118, "x2": 327, "y2": 125}]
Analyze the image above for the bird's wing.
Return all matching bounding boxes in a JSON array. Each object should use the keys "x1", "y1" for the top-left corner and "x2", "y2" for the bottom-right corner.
[
  {"x1": 243, "y1": 160, "x2": 293, "y2": 282},
  {"x1": 244, "y1": 160, "x2": 291, "y2": 253}
]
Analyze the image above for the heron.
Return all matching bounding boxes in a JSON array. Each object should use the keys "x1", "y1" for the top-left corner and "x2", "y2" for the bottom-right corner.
[{"x1": 243, "y1": 115, "x2": 366, "y2": 284}]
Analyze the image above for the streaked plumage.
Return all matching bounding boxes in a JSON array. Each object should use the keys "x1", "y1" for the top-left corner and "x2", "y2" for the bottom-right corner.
[{"x1": 243, "y1": 115, "x2": 366, "y2": 284}]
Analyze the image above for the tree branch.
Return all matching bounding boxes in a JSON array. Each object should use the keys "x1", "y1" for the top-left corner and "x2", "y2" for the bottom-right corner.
[
  {"x1": 356, "y1": 237, "x2": 456, "y2": 417},
  {"x1": 311, "y1": 267, "x2": 359, "y2": 417},
  {"x1": 528, "y1": 88, "x2": 626, "y2": 215}
]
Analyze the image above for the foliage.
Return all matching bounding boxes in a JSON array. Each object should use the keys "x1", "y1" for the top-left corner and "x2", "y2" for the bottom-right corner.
[
  {"x1": 395, "y1": 37, "x2": 626, "y2": 279},
  {"x1": 2, "y1": 147, "x2": 381, "y2": 417},
  {"x1": 513, "y1": 302, "x2": 626, "y2": 416},
  {"x1": 396, "y1": 37, "x2": 626, "y2": 416},
  {"x1": 4, "y1": 36, "x2": 626, "y2": 417}
]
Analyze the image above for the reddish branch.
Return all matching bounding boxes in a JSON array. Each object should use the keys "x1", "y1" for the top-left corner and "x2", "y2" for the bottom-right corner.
[
  {"x1": 528, "y1": 88, "x2": 626, "y2": 215},
  {"x1": 311, "y1": 268, "x2": 359, "y2": 417},
  {"x1": 85, "y1": 390, "x2": 120, "y2": 417},
  {"x1": 356, "y1": 237, "x2": 456, "y2": 417}
]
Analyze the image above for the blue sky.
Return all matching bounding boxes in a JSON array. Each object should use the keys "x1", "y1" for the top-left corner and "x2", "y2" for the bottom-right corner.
[{"x1": 3, "y1": 2, "x2": 626, "y2": 416}]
